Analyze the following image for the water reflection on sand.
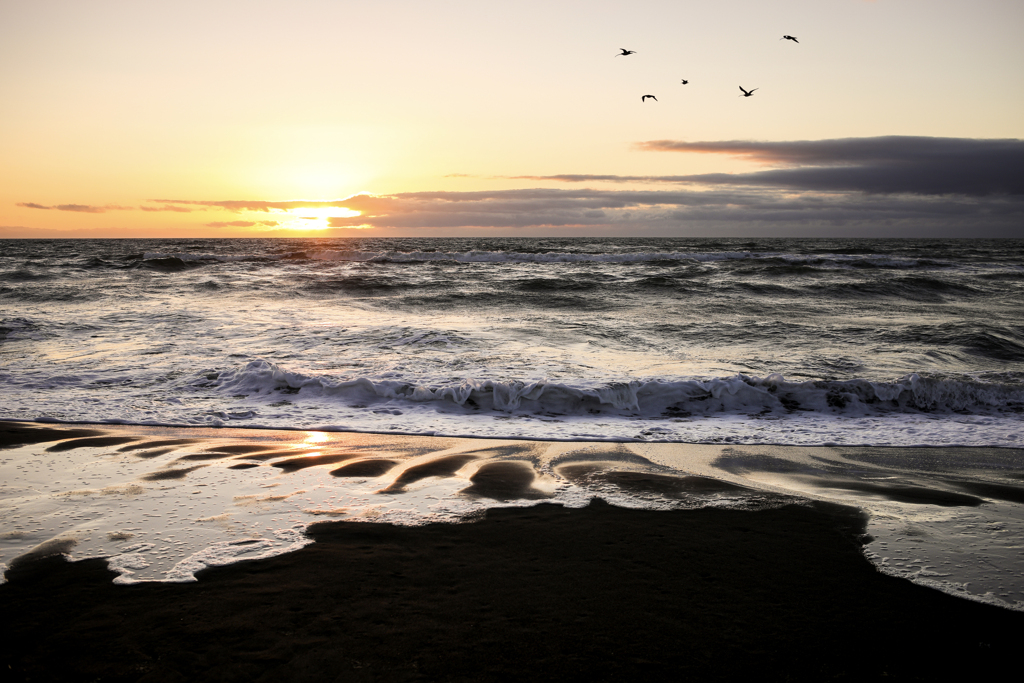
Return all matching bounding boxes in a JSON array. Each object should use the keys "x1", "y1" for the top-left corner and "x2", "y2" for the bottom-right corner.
[{"x1": 1, "y1": 423, "x2": 1022, "y2": 610}]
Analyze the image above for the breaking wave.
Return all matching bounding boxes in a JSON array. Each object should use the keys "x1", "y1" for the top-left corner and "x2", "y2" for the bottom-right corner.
[{"x1": 196, "y1": 360, "x2": 1024, "y2": 421}]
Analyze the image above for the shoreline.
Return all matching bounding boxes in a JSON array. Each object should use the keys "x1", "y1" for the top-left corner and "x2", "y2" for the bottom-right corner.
[
  {"x1": 4, "y1": 416, "x2": 1024, "y2": 450},
  {"x1": 3, "y1": 421, "x2": 1024, "y2": 679}
]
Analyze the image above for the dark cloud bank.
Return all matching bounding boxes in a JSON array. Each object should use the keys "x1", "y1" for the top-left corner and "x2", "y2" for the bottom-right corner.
[
  {"x1": 332, "y1": 136, "x2": 1021, "y2": 236},
  {"x1": 312, "y1": 190, "x2": 1021, "y2": 238},
  {"x1": 635, "y1": 136, "x2": 1024, "y2": 197}
]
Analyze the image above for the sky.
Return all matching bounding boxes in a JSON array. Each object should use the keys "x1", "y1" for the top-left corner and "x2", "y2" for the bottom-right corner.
[{"x1": 1, "y1": 0, "x2": 1022, "y2": 239}]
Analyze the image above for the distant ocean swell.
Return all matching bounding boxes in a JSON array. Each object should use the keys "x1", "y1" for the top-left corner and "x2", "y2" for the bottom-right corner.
[
  {"x1": 136, "y1": 250, "x2": 965, "y2": 268},
  {"x1": 196, "y1": 360, "x2": 1024, "y2": 421}
]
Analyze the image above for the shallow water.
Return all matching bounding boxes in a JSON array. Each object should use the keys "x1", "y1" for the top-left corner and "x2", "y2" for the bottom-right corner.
[
  {"x1": 2, "y1": 425, "x2": 1023, "y2": 611},
  {"x1": 1, "y1": 237, "x2": 1022, "y2": 445}
]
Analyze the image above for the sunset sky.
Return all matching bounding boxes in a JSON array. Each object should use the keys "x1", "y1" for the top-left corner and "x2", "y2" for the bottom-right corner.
[{"x1": 2, "y1": 0, "x2": 1022, "y2": 238}]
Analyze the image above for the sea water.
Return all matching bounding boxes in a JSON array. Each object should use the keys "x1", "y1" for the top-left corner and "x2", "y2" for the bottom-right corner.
[
  {"x1": 2, "y1": 237, "x2": 1023, "y2": 608},
  {"x1": 2, "y1": 237, "x2": 1022, "y2": 444}
]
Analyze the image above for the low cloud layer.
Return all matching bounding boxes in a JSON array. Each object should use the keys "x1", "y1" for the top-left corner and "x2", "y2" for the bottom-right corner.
[
  {"x1": 315, "y1": 186, "x2": 1022, "y2": 237},
  {"x1": 16, "y1": 202, "x2": 133, "y2": 213},
  {"x1": 205, "y1": 220, "x2": 280, "y2": 228},
  {"x1": 140, "y1": 204, "x2": 196, "y2": 213},
  {"x1": 636, "y1": 136, "x2": 1024, "y2": 196},
  {"x1": 150, "y1": 199, "x2": 349, "y2": 212},
  {"x1": 516, "y1": 137, "x2": 1024, "y2": 197}
]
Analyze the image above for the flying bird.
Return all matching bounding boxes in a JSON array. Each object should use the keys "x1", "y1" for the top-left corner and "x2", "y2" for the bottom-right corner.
[
  {"x1": 680, "y1": 79, "x2": 689, "y2": 85},
  {"x1": 642, "y1": 95, "x2": 657, "y2": 102},
  {"x1": 781, "y1": 35, "x2": 798, "y2": 43},
  {"x1": 616, "y1": 48, "x2": 637, "y2": 56},
  {"x1": 739, "y1": 86, "x2": 758, "y2": 97}
]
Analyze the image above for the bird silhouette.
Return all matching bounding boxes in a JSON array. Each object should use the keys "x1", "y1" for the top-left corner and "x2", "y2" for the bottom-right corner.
[
  {"x1": 781, "y1": 35, "x2": 798, "y2": 43},
  {"x1": 641, "y1": 95, "x2": 657, "y2": 102},
  {"x1": 739, "y1": 86, "x2": 758, "y2": 97},
  {"x1": 680, "y1": 79, "x2": 689, "y2": 85},
  {"x1": 616, "y1": 48, "x2": 637, "y2": 56}
]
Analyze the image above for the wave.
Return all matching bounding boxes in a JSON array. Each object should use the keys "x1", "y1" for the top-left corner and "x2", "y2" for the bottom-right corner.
[
  {"x1": 0, "y1": 284, "x2": 103, "y2": 303},
  {"x1": 0, "y1": 268, "x2": 51, "y2": 282},
  {"x1": 141, "y1": 252, "x2": 277, "y2": 263},
  {"x1": 805, "y1": 277, "x2": 983, "y2": 302},
  {"x1": 872, "y1": 323, "x2": 1024, "y2": 362},
  {"x1": 138, "y1": 257, "x2": 195, "y2": 271},
  {"x1": 515, "y1": 277, "x2": 601, "y2": 292},
  {"x1": 299, "y1": 276, "x2": 417, "y2": 293},
  {"x1": 193, "y1": 361, "x2": 1024, "y2": 421},
  {"x1": 0, "y1": 317, "x2": 41, "y2": 341},
  {"x1": 78, "y1": 256, "x2": 122, "y2": 269}
]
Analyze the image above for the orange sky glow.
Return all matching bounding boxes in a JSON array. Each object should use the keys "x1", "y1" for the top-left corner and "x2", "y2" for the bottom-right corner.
[{"x1": 2, "y1": 0, "x2": 1022, "y2": 238}]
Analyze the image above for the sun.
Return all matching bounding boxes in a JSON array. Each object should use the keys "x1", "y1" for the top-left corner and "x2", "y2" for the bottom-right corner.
[{"x1": 279, "y1": 206, "x2": 362, "y2": 230}]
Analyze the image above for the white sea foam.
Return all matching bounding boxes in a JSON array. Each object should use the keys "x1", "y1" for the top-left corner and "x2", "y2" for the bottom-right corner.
[
  {"x1": 205, "y1": 359, "x2": 1024, "y2": 423},
  {"x1": 4, "y1": 355, "x2": 1022, "y2": 447}
]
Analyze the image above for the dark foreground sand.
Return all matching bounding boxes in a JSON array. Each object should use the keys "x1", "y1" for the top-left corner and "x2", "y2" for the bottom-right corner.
[{"x1": 3, "y1": 423, "x2": 1024, "y2": 682}]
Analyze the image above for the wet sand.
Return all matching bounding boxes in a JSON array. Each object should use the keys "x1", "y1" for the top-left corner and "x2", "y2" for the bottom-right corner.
[{"x1": 2, "y1": 422, "x2": 1024, "y2": 681}]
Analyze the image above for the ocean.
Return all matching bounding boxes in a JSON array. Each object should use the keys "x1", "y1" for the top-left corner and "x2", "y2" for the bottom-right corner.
[
  {"x1": 2, "y1": 237, "x2": 1023, "y2": 445},
  {"x1": 2, "y1": 237, "x2": 1024, "y2": 609}
]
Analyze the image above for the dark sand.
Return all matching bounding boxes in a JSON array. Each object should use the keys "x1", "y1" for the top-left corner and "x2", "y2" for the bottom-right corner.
[{"x1": 3, "y1": 422, "x2": 1024, "y2": 681}]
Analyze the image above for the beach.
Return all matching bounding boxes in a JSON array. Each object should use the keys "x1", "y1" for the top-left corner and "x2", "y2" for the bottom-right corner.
[
  {"x1": 3, "y1": 421, "x2": 1024, "y2": 681},
  {"x1": 4, "y1": 0, "x2": 1023, "y2": 671}
]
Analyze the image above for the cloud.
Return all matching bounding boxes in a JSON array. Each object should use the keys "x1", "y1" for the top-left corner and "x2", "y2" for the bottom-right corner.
[
  {"x1": 140, "y1": 204, "x2": 195, "y2": 213},
  {"x1": 55, "y1": 204, "x2": 114, "y2": 213},
  {"x1": 317, "y1": 186, "x2": 1023, "y2": 237},
  {"x1": 204, "y1": 220, "x2": 280, "y2": 228},
  {"x1": 16, "y1": 202, "x2": 133, "y2": 213},
  {"x1": 507, "y1": 174, "x2": 692, "y2": 184},
  {"x1": 153, "y1": 199, "x2": 358, "y2": 212},
  {"x1": 635, "y1": 136, "x2": 1024, "y2": 196}
]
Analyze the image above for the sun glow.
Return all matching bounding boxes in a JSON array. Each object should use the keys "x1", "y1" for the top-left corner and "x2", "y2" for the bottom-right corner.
[
  {"x1": 275, "y1": 205, "x2": 362, "y2": 231},
  {"x1": 287, "y1": 207, "x2": 362, "y2": 221}
]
